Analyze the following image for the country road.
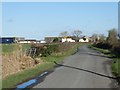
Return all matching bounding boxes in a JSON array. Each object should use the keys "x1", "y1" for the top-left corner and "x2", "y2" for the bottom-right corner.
[{"x1": 34, "y1": 45, "x2": 116, "y2": 88}]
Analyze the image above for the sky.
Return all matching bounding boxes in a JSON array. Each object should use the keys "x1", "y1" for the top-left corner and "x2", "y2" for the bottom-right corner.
[{"x1": 2, "y1": 2, "x2": 118, "y2": 40}]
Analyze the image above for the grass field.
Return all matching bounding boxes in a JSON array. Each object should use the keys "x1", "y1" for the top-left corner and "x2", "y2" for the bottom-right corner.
[
  {"x1": 2, "y1": 44, "x2": 15, "y2": 53},
  {"x1": 2, "y1": 44, "x2": 31, "y2": 54},
  {"x1": 2, "y1": 43, "x2": 82, "y2": 88}
]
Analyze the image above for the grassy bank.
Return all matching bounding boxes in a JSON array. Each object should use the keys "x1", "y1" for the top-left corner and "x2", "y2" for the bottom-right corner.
[
  {"x1": 2, "y1": 62, "x2": 54, "y2": 88},
  {"x1": 2, "y1": 43, "x2": 81, "y2": 88},
  {"x1": 89, "y1": 45, "x2": 120, "y2": 78}
]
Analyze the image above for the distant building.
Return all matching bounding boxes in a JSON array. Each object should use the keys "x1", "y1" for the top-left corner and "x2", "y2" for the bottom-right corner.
[
  {"x1": 79, "y1": 36, "x2": 90, "y2": 42},
  {"x1": 0, "y1": 37, "x2": 15, "y2": 44},
  {"x1": 0, "y1": 37, "x2": 25, "y2": 44},
  {"x1": 18, "y1": 39, "x2": 37, "y2": 44},
  {"x1": 45, "y1": 37, "x2": 61, "y2": 43},
  {"x1": 45, "y1": 36, "x2": 76, "y2": 43},
  {"x1": 40, "y1": 40, "x2": 46, "y2": 44},
  {"x1": 15, "y1": 37, "x2": 25, "y2": 43},
  {"x1": 62, "y1": 37, "x2": 75, "y2": 42}
]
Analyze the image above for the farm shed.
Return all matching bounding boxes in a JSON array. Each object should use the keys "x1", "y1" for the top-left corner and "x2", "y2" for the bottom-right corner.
[
  {"x1": 0, "y1": 37, "x2": 16, "y2": 44},
  {"x1": 0, "y1": 37, "x2": 25, "y2": 44}
]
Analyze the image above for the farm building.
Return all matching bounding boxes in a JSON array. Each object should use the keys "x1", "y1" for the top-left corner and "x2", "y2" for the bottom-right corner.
[
  {"x1": 0, "y1": 37, "x2": 15, "y2": 44},
  {"x1": 40, "y1": 40, "x2": 46, "y2": 43},
  {"x1": 45, "y1": 37, "x2": 61, "y2": 43},
  {"x1": 17, "y1": 39, "x2": 37, "y2": 44},
  {"x1": 79, "y1": 36, "x2": 90, "y2": 42},
  {"x1": 61, "y1": 37, "x2": 75, "y2": 42},
  {"x1": 0, "y1": 37, "x2": 25, "y2": 44},
  {"x1": 45, "y1": 36, "x2": 76, "y2": 43}
]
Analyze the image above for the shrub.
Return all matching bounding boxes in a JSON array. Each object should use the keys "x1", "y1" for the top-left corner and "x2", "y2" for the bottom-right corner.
[
  {"x1": 27, "y1": 44, "x2": 59, "y2": 57},
  {"x1": 45, "y1": 44, "x2": 59, "y2": 54},
  {"x1": 27, "y1": 43, "x2": 76, "y2": 58},
  {"x1": 93, "y1": 42, "x2": 112, "y2": 49},
  {"x1": 112, "y1": 43, "x2": 120, "y2": 56}
]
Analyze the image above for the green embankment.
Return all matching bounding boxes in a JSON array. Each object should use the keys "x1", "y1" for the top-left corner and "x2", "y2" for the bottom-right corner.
[{"x1": 2, "y1": 43, "x2": 81, "y2": 88}]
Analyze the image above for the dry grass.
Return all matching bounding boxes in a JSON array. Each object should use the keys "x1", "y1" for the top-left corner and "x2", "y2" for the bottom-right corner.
[
  {"x1": 0, "y1": 55, "x2": 2, "y2": 74},
  {"x1": 2, "y1": 45, "x2": 42, "y2": 78}
]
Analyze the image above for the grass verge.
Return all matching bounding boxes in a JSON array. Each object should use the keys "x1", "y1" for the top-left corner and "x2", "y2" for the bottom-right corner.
[
  {"x1": 89, "y1": 45, "x2": 120, "y2": 79},
  {"x1": 89, "y1": 45, "x2": 111, "y2": 55},
  {"x1": 111, "y1": 58, "x2": 120, "y2": 77},
  {"x1": 2, "y1": 62, "x2": 54, "y2": 88},
  {"x1": 2, "y1": 43, "x2": 81, "y2": 88}
]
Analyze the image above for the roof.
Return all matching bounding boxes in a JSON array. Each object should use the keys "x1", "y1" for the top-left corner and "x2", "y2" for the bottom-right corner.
[
  {"x1": 0, "y1": 37, "x2": 16, "y2": 39},
  {"x1": 18, "y1": 39, "x2": 36, "y2": 41}
]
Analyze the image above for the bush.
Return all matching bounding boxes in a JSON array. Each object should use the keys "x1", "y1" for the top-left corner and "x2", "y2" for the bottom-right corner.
[
  {"x1": 93, "y1": 41, "x2": 120, "y2": 57},
  {"x1": 93, "y1": 42, "x2": 112, "y2": 49},
  {"x1": 112, "y1": 43, "x2": 120, "y2": 56},
  {"x1": 27, "y1": 43, "x2": 77, "y2": 58},
  {"x1": 27, "y1": 44, "x2": 59, "y2": 57},
  {"x1": 45, "y1": 44, "x2": 59, "y2": 54}
]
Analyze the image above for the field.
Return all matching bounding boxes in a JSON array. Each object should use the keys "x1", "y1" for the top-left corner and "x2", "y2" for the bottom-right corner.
[{"x1": 2, "y1": 44, "x2": 31, "y2": 54}]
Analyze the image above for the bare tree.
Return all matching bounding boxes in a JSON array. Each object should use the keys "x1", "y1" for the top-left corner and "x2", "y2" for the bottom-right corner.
[
  {"x1": 91, "y1": 34, "x2": 98, "y2": 43},
  {"x1": 71, "y1": 30, "x2": 82, "y2": 42},
  {"x1": 72, "y1": 30, "x2": 82, "y2": 38},
  {"x1": 59, "y1": 31, "x2": 69, "y2": 37}
]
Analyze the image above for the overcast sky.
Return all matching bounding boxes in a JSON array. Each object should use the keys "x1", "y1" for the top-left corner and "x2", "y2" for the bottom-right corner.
[{"x1": 2, "y1": 2, "x2": 118, "y2": 40}]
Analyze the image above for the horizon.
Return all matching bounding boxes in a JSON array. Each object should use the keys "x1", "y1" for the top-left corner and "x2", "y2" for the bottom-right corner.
[{"x1": 2, "y1": 2, "x2": 118, "y2": 40}]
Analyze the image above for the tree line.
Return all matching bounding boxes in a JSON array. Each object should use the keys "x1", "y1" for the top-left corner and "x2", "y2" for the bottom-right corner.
[{"x1": 92, "y1": 28, "x2": 120, "y2": 56}]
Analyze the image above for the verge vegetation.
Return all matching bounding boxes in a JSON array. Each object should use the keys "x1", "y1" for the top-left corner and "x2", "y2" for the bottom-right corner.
[
  {"x1": 89, "y1": 28, "x2": 120, "y2": 83},
  {"x1": 2, "y1": 43, "x2": 82, "y2": 88}
]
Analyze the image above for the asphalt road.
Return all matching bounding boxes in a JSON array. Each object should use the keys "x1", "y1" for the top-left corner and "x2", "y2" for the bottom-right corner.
[{"x1": 34, "y1": 45, "x2": 116, "y2": 88}]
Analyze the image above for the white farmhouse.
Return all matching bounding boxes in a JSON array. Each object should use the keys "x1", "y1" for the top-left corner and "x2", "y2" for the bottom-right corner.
[
  {"x1": 62, "y1": 38, "x2": 75, "y2": 42},
  {"x1": 79, "y1": 36, "x2": 89, "y2": 42}
]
